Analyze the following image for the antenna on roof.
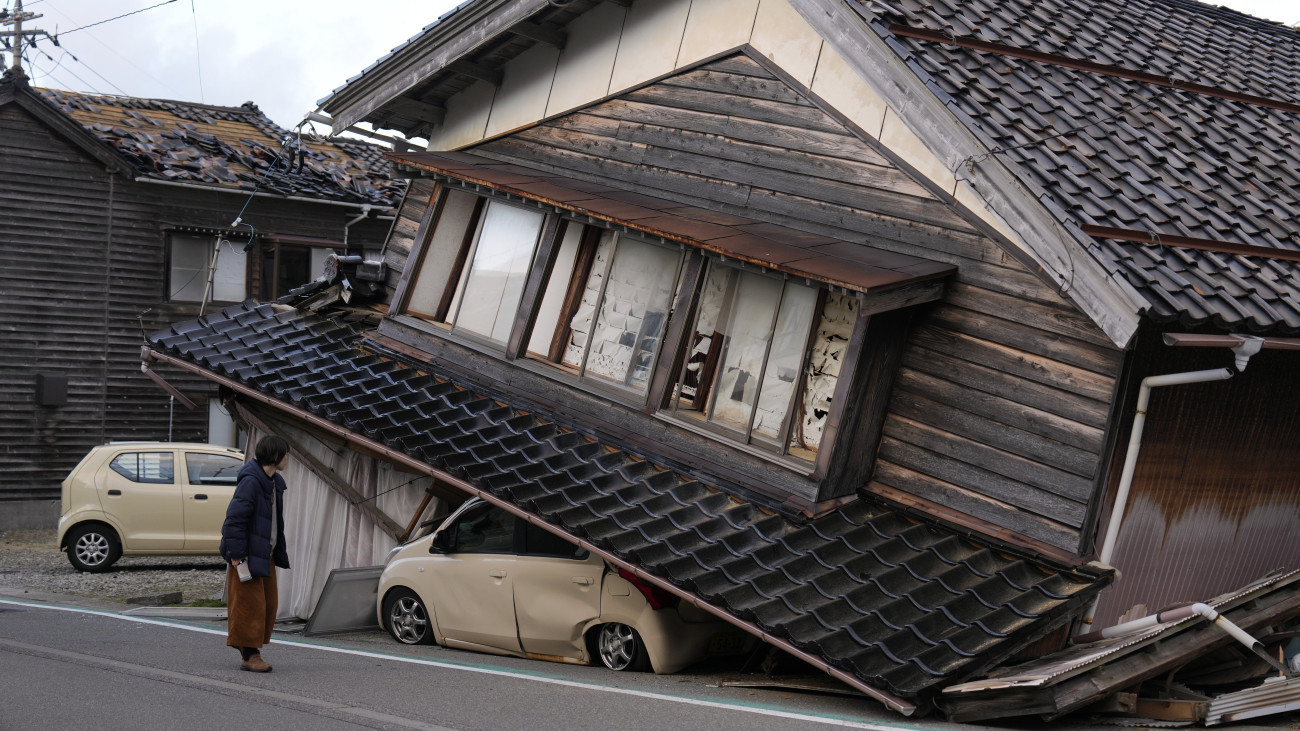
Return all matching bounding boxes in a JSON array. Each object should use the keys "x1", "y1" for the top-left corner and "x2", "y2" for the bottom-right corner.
[{"x1": 0, "y1": 0, "x2": 49, "y2": 73}]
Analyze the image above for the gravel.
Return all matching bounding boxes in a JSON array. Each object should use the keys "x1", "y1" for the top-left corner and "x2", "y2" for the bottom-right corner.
[{"x1": 0, "y1": 529, "x2": 228, "y2": 606}]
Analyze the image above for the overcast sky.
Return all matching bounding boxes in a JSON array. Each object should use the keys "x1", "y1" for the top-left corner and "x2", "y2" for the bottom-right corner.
[{"x1": 8, "y1": 0, "x2": 1299, "y2": 133}]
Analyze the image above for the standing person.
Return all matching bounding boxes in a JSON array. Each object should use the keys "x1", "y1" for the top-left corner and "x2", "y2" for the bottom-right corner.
[{"x1": 221, "y1": 435, "x2": 292, "y2": 672}]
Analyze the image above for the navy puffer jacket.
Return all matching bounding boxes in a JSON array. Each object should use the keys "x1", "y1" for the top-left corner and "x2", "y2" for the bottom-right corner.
[{"x1": 220, "y1": 460, "x2": 290, "y2": 577}]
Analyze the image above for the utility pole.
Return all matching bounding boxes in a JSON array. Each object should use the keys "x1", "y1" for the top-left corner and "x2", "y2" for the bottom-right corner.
[{"x1": 0, "y1": 0, "x2": 47, "y2": 73}]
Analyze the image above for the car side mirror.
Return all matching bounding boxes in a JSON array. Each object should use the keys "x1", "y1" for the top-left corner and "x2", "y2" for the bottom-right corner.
[{"x1": 430, "y1": 529, "x2": 456, "y2": 554}]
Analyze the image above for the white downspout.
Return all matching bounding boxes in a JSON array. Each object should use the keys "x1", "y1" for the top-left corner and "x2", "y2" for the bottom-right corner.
[
  {"x1": 1079, "y1": 336, "x2": 1265, "y2": 632},
  {"x1": 343, "y1": 203, "x2": 372, "y2": 248}
]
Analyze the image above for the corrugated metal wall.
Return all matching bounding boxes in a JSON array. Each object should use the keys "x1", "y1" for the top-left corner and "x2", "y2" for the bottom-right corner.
[
  {"x1": 0, "y1": 103, "x2": 395, "y2": 502},
  {"x1": 1095, "y1": 345, "x2": 1300, "y2": 626}
]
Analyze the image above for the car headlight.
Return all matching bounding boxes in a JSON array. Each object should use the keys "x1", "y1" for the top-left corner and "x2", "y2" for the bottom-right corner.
[{"x1": 383, "y1": 544, "x2": 403, "y2": 567}]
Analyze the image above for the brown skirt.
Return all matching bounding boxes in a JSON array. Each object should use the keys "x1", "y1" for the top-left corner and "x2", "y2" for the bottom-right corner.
[{"x1": 226, "y1": 564, "x2": 278, "y2": 649}]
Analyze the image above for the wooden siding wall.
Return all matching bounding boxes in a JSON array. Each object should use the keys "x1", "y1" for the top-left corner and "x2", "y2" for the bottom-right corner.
[
  {"x1": 381, "y1": 178, "x2": 438, "y2": 295},
  {"x1": 0, "y1": 103, "x2": 393, "y2": 501},
  {"x1": 470, "y1": 54, "x2": 1122, "y2": 553}
]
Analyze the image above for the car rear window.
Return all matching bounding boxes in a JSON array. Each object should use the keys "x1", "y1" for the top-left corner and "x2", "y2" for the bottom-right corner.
[
  {"x1": 186, "y1": 453, "x2": 243, "y2": 485},
  {"x1": 109, "y1": 452, "x2": 175, "y2": 484}
]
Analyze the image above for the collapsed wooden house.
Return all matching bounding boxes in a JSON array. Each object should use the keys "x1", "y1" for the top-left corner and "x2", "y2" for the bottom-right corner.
[{"x1": 141, "y1": 0, "x2": 1300, "y2": 720}]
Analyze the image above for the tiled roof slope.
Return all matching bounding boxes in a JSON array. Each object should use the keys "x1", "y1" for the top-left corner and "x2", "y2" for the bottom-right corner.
[
  {"x1": 858, "y1": 0, "x2": 1300, "y2": 333},
  {"x1": 148, "y1": 300, "x2": 1110, "y2": 705},
  {"x1": 34, "y1": 88, "x2": 402, "y2": 207}
]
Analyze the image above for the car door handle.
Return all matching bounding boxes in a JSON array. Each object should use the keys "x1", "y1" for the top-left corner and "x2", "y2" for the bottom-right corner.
[
  {"x1": 193, "y1": 494, "x2": 208, "y2": 500},
  {"x1": 489, "y1": 570, "x2": 507, "y2": 578},
  {"x1": 572, "y1": 577, "x2": 593, "y2": 586},
  {"x1": 107, "y1": 489, "x2": 121, "y2": 496}
]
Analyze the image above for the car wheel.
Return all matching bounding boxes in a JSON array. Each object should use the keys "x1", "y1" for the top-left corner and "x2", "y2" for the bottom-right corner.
[
  {"x1": 383, "y1": 588, "x2": 434, "y2": 645},
  {"x1": 596, "y1": 622, "x2": 649, "y2": 671},
  {"x1": 67, "y1": 524, "x2": 121, "y2": 573}
]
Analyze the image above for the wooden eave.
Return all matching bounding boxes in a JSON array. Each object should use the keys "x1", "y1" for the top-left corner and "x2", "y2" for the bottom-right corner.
[
  {"x1": 1, "y1": 81, "x2": 135, "y2": 177},
  {"x1": 388, "y1": 149, "x2": 956, "y2": 299},
  {"x1": 320, "y1": 0, "x2": 597, "y2": 134},
  {"x1": 792, "y1": 0, "x2": 1147, "y2": 348}
]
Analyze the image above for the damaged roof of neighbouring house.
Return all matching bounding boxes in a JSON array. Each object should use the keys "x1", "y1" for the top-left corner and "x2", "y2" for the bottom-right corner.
[
  {"x1": 857, "y1": 0, "x2": 1300, "y2": 334},
  {"x1": 30, "y1": 85, "x2": 403, "y2": 207},
  {"x1": 145, "y1": 299, "x2": 1112, "y2": 714}
]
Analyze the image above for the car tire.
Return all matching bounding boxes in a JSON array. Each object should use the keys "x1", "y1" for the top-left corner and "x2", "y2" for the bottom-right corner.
[
  {"x1": 66, "y1": 523, "x2": 121, "y2": 573},
  {"x1": 383, "y1": 588, "x2": 434, "y2": 645},
  {"x1": 595, "y1": 622, "x2": 649, "y2": 672}
]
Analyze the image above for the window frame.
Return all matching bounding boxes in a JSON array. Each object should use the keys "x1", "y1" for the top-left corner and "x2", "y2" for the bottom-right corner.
[
  {"x1": 661, "y1": 258, "x2": 833, "y2": 464},
  {"x1": 394, "y1": 185, "x2": 872, "y2": 476},
  {"x1": 166, "y1": 232, "x2": 248, "y2": 304},
  {"x1": 520, "y1": 218, "x2": 687, "y2": 399}
]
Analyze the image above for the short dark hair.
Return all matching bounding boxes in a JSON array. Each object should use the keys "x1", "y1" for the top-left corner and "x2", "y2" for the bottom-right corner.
[{"x1": 254, "y1": 435, "x2": 289, "y2": 466}]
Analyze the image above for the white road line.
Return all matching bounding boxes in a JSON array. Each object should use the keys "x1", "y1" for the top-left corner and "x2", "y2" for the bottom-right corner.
[
  {"x1": 0, "y1": 597, "x2": 920, "y2": 730},
  {"x1": 0, "y1": 637, "x2": 456, "y2": 730}
]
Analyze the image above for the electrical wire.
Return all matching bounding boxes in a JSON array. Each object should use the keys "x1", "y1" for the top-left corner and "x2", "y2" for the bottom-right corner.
[
  {"x1": 55, "y1": 0, "x2": 177, "y2": 37},
  {"x1": 39, "y1": 0, "x2": 188, "y2": 98},
  {"x1": 31, "y1": 37, "x2": 127, "y2": 94},
  {"x1": 188, "y1": 0, "x2": 203, "y2": 101}
]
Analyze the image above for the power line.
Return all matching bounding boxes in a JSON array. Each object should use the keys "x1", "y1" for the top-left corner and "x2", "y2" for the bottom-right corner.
[
  {"x1": 31, "y1": 37, "x2": 127, "y2": 94},
  {"x1": 56, "y1": 0, "x2": 176, "y2": 37},
  {"x1": 39, "y1": 0, "x2": 189, "y2": 98},
  {"x1": 188, "y1": 0, "x2": 203, "y2": 101}
]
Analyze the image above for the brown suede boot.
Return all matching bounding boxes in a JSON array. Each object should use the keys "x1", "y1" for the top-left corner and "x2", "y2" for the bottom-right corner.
[{"x1": 240, "y1": 653, "x2": 272, "y2": 673}]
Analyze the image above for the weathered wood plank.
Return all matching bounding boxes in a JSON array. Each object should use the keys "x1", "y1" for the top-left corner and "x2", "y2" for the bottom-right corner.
[
  {"x1": 622, "y1": 84, "x2": 847, "y2": 135},
  {"x1": 870, "y1": 462, "x2": 1079, "y2": 550},
  {"x1": 928, "y1": 304, "x2": 1123, "y2": 376},
  {"x1": 639, "y1": 142, "x2": 970, "y2": 232},
  {"x1": 481, "y1": 136, "x2": 753, "y2": 207},
  {"x1": 882, "y1": 413, "x2": 1093, "y2": 507},
  {"x1": 586, "y1": 98, "x2": 888, "y2": 165},
  {"x1": 658, "y1": 68, "x2": 814, "y2": 107},
  {"x1": 894, "y1": 367, "x2": 1106, "y2": 453},
  {"x1": 614, "y1": 120, "x2": 930, "y2": 197},
  {"x1": 890, "y1": 382, "x2": 1101, "y2": 478},
  {"x1": 899, "y1": 345, "x2": 1110, "y2": 429},
  {"x1": 909, "y1": 322, "x2": 1116, "y2": 403},
  {"x1": 946, "y1": 282, "x2": 1117, "y2": 350},
  {"x1": 702, "y1": 54, "x2": 776, "y2": 79}
]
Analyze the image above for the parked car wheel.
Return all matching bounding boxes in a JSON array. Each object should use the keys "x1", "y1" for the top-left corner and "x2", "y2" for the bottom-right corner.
[
  {"x1": 384, "y1": 588, "x2": 434, "y2": 645},
  {"x1": 595, "y1": 622, "x2": 649, "y2": 671},
  {"x1": 67, "y1": 523, "x2": 121, "y2": 573}
]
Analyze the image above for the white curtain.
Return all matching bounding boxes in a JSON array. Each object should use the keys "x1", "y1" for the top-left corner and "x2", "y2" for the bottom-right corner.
[{"x1": 243, "y1": 423, "x2": 442, "y2": 620}]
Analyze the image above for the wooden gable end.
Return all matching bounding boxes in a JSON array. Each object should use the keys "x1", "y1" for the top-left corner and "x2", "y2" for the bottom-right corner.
[{"x1": 462, "y1": 53, "x2": 1123, "y2": 555}]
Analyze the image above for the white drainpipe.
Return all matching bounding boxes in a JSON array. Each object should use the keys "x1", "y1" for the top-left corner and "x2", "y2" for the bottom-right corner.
[
  {"x1": 1080, "y1": 336, "x2": 1265, "y2": 632},
  {"x1": 1075, "y1": 601, "x2": 1290, "y2": 675}
]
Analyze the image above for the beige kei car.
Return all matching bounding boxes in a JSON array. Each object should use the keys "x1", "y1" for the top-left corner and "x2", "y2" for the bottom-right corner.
[
  {"x1": 57, "y1": 442, "x2": 245, "y2": 572},
  {"x1": 378, "y1": 498, "x2": 748, "y2": 673}
]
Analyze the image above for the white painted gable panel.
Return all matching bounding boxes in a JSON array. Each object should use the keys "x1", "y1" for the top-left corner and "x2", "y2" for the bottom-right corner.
[
  {"x1": 547, "y1": 2, "x2": 627, "y2": 117},
  {"x1": 608, "y1": 0, "x2": 693, "y2": 94},
  {"x1": 677, "y1": 0, "x2": 760, "y2": 68},
  {"x1": 485, "y1": 43, "x2": 561, "y2": 139},
  {"x1": 750, "y1": 0, "x2": 824, "y2": 87}
]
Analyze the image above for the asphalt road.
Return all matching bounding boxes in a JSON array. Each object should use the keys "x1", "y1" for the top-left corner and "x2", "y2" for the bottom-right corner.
[{"x1": 0, "y1": 596, "x2": 941, "y2": 731}]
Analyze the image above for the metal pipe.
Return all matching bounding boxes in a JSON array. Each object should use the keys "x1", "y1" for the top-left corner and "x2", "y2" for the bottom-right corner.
[
  {"x1": 140, "y1": 346, "x2": 917, "y2": 715},
  {"x1": 343, "y1": 203, "x2": 373, "y2": 247},
  {"x1": 1081, "y1": 337, "x2": 1265, "y2": 632},
  {"x1": 1075, "y1": 602, "x2": 1289, "y2": 676}
]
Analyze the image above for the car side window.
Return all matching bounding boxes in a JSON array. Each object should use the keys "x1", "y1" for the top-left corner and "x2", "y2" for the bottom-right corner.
[
  {"x1": 185, "y1": 453, "x2": 243, "y2": 486},
  {"x1": 109, "y1": 452, "x2": 175, "y2": 484},
  {"x1": 523, "y1": 522, "x2": 587, "y2": 559},
  {"x1": 452, "y1": 503, "x2": 516, "y2": 554}
]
